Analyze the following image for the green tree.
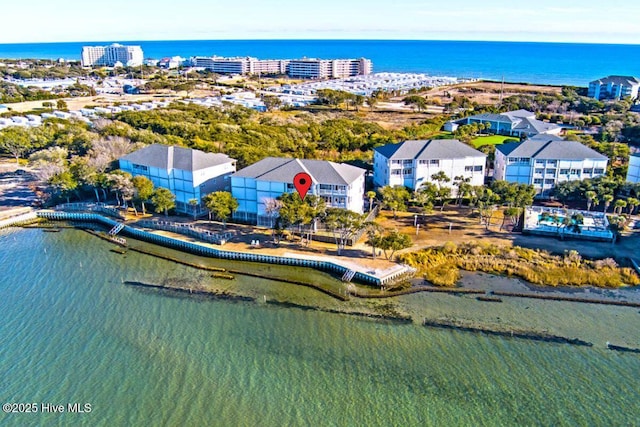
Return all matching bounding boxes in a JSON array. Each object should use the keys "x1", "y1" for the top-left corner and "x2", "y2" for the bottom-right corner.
[
  {"x1": 106, "y1": 170, "x2": 133, "y2": 207},
  {"x1": 430, "y1": 171, "x2": 451, "y2": 211},
  {"x1": 132, "y1": 175, "x2": 154, "y2": 215},
  {"x1": 366, "y1": 190, "x2": 377, "y2": 212},
  {"x1": 415, "y1": 182, "x2": 437, "y2": 215},
  {"x1": 49, "y1": 170, "x2": 78, "y2": 204},
  {"x1": 585, "y1": 190, "x2": 598, "y2": 211},
  {"x1": 453, "y1": 175, "x2": 472, "y2": 206},
  {"x1": 56, "y1": 99, "x2": 68, "y2": 110},
  {"x1": 613, "y1": 199, "x2": 627, "y2": 215},
  {"x1": 366, "y1": 95, "x2": 378, "y2": 111},
  {"x1": 202, "y1": 191, "x2": 238, "y2": 228},
  {"x1": 378, "y1": 186, "x2": 410, "y2": 219},
  {"x1": 189, "y1": 198, "x2": 199, "y2": 220},
  {"x1": 262, "y1": 95, "x2": 282, "y2": 112},
  {"x1": 602, "y1": 194, "x2": 614, "y2": 213},
  {"x1": 0, "y1": 127, "x2": 32, "y2": 163},
  {"x1": 626, "y1": 197, "x2": 639, "y2": 215},
  {"x1": 364, "y1": 221, "x2": 384, "y2": 259},
  {"x1": 503, "y1": 207, "x2": 521, "y2": 230},
  {"x1": 378, "y1": 230, "x2": 413, "y2": 260},
  {"x1": 473, "y1": 186, "x2": 500, "y2": 229},
  {"x1": 324, "y1": 208, "x2": 366, "y2": 255},
  {"x1": 278, "y1": 192, "x2": 326, "y2": 246},
  {"x1": 152, "y1": 187, "x2": 175, "y2": 217},
  {"x1": 403, "y1": 95, "x2": 427, "y2": 112}
]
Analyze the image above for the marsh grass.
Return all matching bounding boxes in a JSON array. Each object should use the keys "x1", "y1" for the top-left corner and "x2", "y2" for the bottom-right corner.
[{"x1": 399, "y1": 242, "x2": 640, "y2": 288}]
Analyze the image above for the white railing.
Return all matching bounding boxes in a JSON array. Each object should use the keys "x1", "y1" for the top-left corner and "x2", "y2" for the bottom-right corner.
[
  {"x1": 54, "y1": 202, "x2": 125, "y2": 219},
  {"x1": 137, "y1": 220, "x2": 236, "y2": 245}
]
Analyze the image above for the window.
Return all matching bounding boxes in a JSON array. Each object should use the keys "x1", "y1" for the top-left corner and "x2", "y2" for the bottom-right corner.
[
  {"x1": 534, "y1": 178, "x2": 543, "y2": 184},
  {"x1": 418, "y1": 160, "x2": 428, "y2": 165},
  {"x1": 507, "y1": 157, "x2": 517, "y2": 164},
  {"x1": 429, "y1": 159, "x2": 440, "y2": 166},
  {"x1": 594, "y1": 168, "x2": 605, "y2": 174},
  {"x1": 545, "y1": 179, "x2": 555, "y2": 185},
  {"x1": 132, "y1": 164, "x2": 148, "y2": 172},
  {"x1": 465, "y1": 166, "x2": 473, "y2": 172},
  {"x1": 391, "y1": 160, "x2": 402, "y2": 165},
  {"x1": 535, "y1": 168, "x2": 544, "y2": 174},
  {"x1": 403, "y1": 168, "x2": 413, "y2": 175},
  {"x1": 547, "y1": 160, "x2": 557, "y2": 166},
  {"x1": 546, "y1": 169, "x2": 557, "y2": 175},
  {"x1": 570, "y1": 169, "x2": 580, "y2": 175},
  {"x1": 474, "y1": 165, "x2": 483, "y2": 172},
  {"x1": 402, "y1": 159, "x2": 413, "y2": 166},
  {"x1": 582, "y1": 168, "x2": 593, "y2": 174},
  {"x1": 391, "y1": 169, "x2": 402, "y2": 175},
  {"x1": 535, "y1": 160, "x2": 545, "y2": 165},
  {"x1": 560, "y1": 169, "x2": 570, "y2": 175},
  {"x1": 518, "y1": 157, "x2": 530, "y2": 163}
]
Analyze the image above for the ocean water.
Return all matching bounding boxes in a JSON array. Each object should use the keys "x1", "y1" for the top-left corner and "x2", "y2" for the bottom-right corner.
[
  {"x1": 0, "y1": 227, "x2": 639, "y2": 426},
  {"x1": 1, "y1": 39, "x2": 640, "y2": 86}
]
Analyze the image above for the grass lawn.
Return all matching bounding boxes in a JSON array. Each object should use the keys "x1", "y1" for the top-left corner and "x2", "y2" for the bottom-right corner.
[{"x1": 470, "y1": 134, "x2": 518, "y2": 148}]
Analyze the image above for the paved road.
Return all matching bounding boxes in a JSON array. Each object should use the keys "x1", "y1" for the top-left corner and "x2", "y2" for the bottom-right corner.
[{"x1": 0, "y1": 167, "x2": 39, "y2": 208}]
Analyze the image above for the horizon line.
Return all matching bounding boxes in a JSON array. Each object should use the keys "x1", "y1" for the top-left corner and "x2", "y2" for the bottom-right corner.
[{"x1": 1, "y1": 37, "x2": 640, "y2": 47}]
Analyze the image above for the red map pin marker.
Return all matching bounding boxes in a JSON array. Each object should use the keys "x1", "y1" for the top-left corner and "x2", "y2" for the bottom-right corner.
[{"x1": 293, "y1": 172, "x2": 312, "y2": 200}]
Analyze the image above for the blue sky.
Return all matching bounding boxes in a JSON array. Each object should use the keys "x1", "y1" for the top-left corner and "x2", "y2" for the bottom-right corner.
[{"x1": 2, "y1": 0, "x2": 639, "y2": 44}]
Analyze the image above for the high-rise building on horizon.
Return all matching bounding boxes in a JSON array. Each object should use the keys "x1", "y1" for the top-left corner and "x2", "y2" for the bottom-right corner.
[
  {"x1": 81, "y1": 43, "x2": 144, "y2": 67},
  {"x1": 190, "y1": 55, "x2": 371, "y2": 79}
]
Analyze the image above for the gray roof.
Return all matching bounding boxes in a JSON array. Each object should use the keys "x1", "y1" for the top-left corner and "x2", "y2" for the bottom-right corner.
[
  {"x1": 232, "y1": 157, "x2": 365, "y2": 185},
  {"x1": 590, "y1": 75, "x2": 640, "y2": 86},
  {"x1": 374, "y1": 139, "x2": 486, "y2": 160},
  {"x1": 497, "y1": 137, "x2": 608, "y2": 160},
  {"x1": 512, "y1": 117, "x2": 560, "y2": 133},
  {"x1": 467, "y1": 109, "x2": 558, "y2": 134},
  {"x1": 468, "y1": 109, "x2": 536, "y2": 124},
  {"x1": 504, "y1": 109, "x2": 537, "y2": 119},
  {"x1": 120, "y1": 144, "x2": 234, "y2": 171}
]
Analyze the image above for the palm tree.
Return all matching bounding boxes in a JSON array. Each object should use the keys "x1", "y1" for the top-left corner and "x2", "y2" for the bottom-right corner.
[
  {"x1": 366, "y1": 190, "x2": 377, "y2": 212},
  {"x1": 613, "y1": 199, "x2": 627, "y2": 215},
  {"x1": 453, "y1": 175, "x2": 471, "y2": 206},
  {"x1": 602, "y1": 194, "x2": 614, "y2": 213},
  {"x1": 364, "y1": 221, "x2": 385, "y2": 259},
  {"x1": 188, "y1": 198, "x2": 199, "y2": 221},
  {"x1": 585, "y1": 191, "x2": 597, "y2": 211},
  {"x1": 626, "y1": 197, "x2": 639, "y2": 215}
]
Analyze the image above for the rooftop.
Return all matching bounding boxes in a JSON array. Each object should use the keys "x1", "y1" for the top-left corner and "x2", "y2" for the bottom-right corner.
[
  {"x1": 497, "y1": 136, "x2": 608, "y2": 160},
  {"x1": 232, "y1": 157, "x2": 365, "y2": 185},
  {"x1": 374, "y1": 139, "x2": 486, "y2": 160},
  {"x1": 121, "y1": 144, "x2": 234, "y2": 172},
  {"x1": 590, "y1": 75, "x2": 640, "y2": 86}
]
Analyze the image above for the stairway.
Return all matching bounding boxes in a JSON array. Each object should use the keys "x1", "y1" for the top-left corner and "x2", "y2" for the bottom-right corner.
[
  {"x1": 341, "y1": 269, "x2": 356, "y2": 282},
  {"x1": 108, "y1": 223, "x2": 125, "y2": 236}
]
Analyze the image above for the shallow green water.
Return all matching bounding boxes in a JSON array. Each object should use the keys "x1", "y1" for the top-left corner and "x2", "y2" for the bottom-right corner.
[{"x1": 0, "y1": 228, "x2": 638, "y2": 426}]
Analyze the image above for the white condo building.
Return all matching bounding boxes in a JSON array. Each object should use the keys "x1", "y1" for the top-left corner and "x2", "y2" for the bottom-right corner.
[
  {"x1": 81, "y1": 43, "x2": 144, "y2": 67},
  {"x1": 287, "y1": 58, "x2": 372, "y2": 79},
  {"x1": 627, "y1": 153, "x2": 640, "y2": 183},
  {"x1": 231, "y1": 157, "x2": 366, "y2": 226},
  {"x1": 191, "y1": 56, "x2": 371, "y2": 78},
  {"x1": 494, "y1": 135, "x2": 608, "y2": 198},
  {"x1": 588, "y1": 75, "x2": 640, "y2": 101},
  {"x1": 373, "y1": 139, "x2": 486, "y2": 192},
  {"x1": 119, "y1": 144, "x2": 236, "y2": 214}
]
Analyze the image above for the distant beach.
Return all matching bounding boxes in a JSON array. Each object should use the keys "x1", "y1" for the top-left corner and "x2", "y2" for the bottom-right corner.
[{"x1": 2, "y1": 39, "x2": 640, "y2": 85}]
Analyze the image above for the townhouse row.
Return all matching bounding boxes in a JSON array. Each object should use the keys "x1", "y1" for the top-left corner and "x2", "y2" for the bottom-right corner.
[{"x1": 119, "y1": 130, "x2": 611, "y2": 223}]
